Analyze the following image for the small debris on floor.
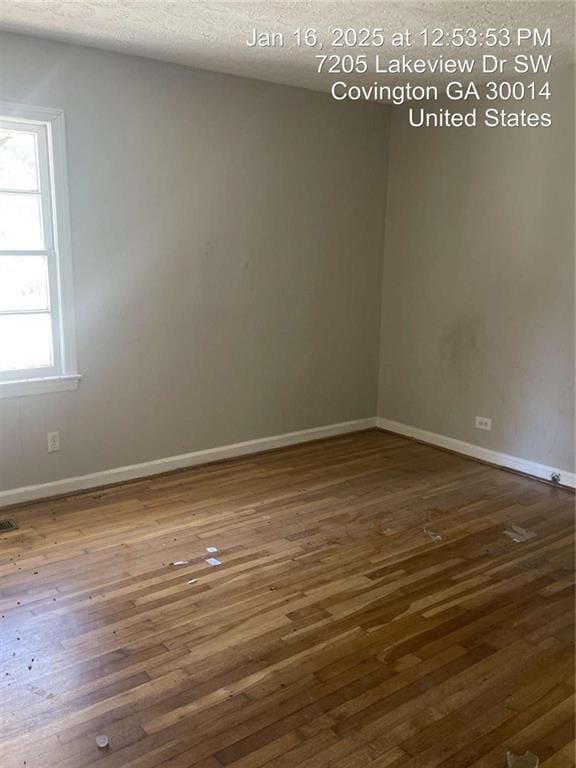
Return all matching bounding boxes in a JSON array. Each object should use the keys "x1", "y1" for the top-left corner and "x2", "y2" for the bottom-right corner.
[
  {"x1": 187, "y1": 579, "x2": 198, "y2": 585},
  {"x1": 206, "y1": 546, "x2": 219, "y2": 553},
  {"x1": 424, "y1": 527, "x2": 442, "y2": 542},
  {"x1": 96, "y1": 735, "x2": 110, "y2": 750},
  {"x1": 502, "y1": 525, "x2": 537, "y2": 543},
  {"x1": 171, "y1": 560, "x2": 189, "y2": 566},
  {"x1": 205, "y1": 557, "x2": 221, "y2": 567},
  {"x1": 506, "y1": 750, "x2": 539, "y2": 768}
]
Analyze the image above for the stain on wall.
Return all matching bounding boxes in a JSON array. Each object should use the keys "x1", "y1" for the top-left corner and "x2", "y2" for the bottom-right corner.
[{"x1": 441, "y1": 316, "x2": 486, "y2": 390}]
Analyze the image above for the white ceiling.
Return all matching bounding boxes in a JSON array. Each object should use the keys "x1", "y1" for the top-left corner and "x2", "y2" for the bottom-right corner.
[{"x1": 0, "y1": 1, "x2": 573, "y2": 92}]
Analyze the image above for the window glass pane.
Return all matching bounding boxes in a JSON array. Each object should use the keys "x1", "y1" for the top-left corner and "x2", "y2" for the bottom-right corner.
[
  {"x1": 0, "y1": 130, "x2": 39, "y2": 191},
  {"x1": 0, "y1": 256, "x2": 49, "y2": 311},
  {"x1": 0, "y1": 192, "x2": 44, "y2": 249},
  {"x1": 0, "y1": 313, "x2": 53, "y2": 371}
]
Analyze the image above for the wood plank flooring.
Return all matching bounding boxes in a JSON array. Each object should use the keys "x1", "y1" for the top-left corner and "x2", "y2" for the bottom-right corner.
[{"x1": 0, "y1": 429, "x2": 574, "y2": 768}]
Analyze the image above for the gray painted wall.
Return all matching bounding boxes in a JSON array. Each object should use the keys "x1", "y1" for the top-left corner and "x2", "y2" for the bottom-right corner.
[
  {"x1": 0, "y1": 32, "x2": 389, "y2": 490},
  {"x1": 0, "y1": 32, "x2": 573, "y2": 492},
  {"x1": 377, "y1": 66, "x2": 575, "y2": 473}
]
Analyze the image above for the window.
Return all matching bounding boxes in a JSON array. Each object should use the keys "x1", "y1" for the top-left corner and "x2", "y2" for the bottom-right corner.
[{"x1": 0, "y1": 103, "x2": 79, "y2": 397}]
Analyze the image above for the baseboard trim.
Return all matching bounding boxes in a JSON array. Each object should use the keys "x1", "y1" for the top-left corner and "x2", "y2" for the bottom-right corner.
[
  {"x1": 376, "y1": 417, "x2": 575, "y2": 490},
  {"x1": 2, "y1": 415, "x2": 572, "y2": 508},
  {"x1": 0, "y1": 418, "x2": 377, "y2": 508}
]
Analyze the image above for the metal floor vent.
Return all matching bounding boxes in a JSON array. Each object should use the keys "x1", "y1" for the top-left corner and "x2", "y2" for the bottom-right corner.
[{"x1": 0, "y1": 519, "x2": 18, "y2": 531}]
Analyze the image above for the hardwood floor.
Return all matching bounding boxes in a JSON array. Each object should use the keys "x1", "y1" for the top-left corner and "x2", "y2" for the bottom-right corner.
[{"x1": 0, "y1": 429, "x2": 574, "y2": 768}]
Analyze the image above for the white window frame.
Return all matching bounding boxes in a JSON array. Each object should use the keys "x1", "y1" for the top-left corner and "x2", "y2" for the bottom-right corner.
[{"x1": 0, "y1": 101, "x2": 80, "y2": 398}]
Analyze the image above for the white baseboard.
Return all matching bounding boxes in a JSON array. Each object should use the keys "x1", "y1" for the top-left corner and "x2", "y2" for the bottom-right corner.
[
  {"x1": 0, "y1": 418, "x2": 377, "y2": 508},
  {"x1": 2, "y1": 415, "x2": 572, "y2": 508},
  {"x1": 376, "y1": 417, "x2": 575, "y2": 489}
]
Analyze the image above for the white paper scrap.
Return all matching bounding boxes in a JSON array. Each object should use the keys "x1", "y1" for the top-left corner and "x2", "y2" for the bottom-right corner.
[
  {"x1": 502, "y1": 525, "x2": 537, "y2": 543},
  {"x1": 506, "y1": 750, "x2": 539, "y2": 768},
  {"x1": 206, "y1": 546, "x2": 219, "y2": 553},
  {"x1": 424, "y1": 527, "x2": 442, "y2": 542},
  {"x1": 172, "y1": 560, "x2": 189, "y2": 566},
  {"x1": 205, "y1": 557, "x2": 221, "y2": 567}
]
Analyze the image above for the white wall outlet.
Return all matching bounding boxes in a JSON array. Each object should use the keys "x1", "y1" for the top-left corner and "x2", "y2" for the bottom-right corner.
[
  {"x1": 47, "y1": 431, "x2": 60, "y2": 452},
  {"x1": 475, "y1": 416, "x2": 492, "y2": 432}
]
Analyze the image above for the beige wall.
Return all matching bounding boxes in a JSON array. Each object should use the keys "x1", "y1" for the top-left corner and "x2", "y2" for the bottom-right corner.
[
  {"x1": 0, "y1": 32, "x2": 389, "y2": 490},
  {"x1": 378, "y1": 66, "x2": 575, "y2": 473}
]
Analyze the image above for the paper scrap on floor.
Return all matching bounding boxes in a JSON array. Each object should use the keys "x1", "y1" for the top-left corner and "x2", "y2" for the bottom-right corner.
[
  {"x1": 506, "y1": 750, "x2": 539, "y2": 768},
  {"x1": 424, "y1": 527, "x2": 442, "y2": 542},
  {"x1": 502, "y1": 525, "x2": 537, "y2": 543}
]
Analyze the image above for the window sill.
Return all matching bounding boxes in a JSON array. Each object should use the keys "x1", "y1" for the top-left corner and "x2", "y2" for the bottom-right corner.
[{"x1": 0, "y1": 374, "x2": 82, "y2": 399}]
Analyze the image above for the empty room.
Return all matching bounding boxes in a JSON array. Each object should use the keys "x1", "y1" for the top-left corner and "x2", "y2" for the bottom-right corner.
[{"x1": 0, "y1": 2, "x2": 574, "y2": 767}]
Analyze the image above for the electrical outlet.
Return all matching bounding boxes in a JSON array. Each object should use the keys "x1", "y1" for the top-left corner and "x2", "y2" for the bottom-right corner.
[
  {"x1": 47, "y1": 431, "x2": 60, "y2": 453},
  {"x1": 475, "y1": 416, "x2": 492, "y2": 432}
]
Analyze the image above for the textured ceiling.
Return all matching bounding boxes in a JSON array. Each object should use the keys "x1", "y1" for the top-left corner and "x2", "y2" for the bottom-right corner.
[{"x1": 0, "y1": 1, "x2": 573, "y2": 92}]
